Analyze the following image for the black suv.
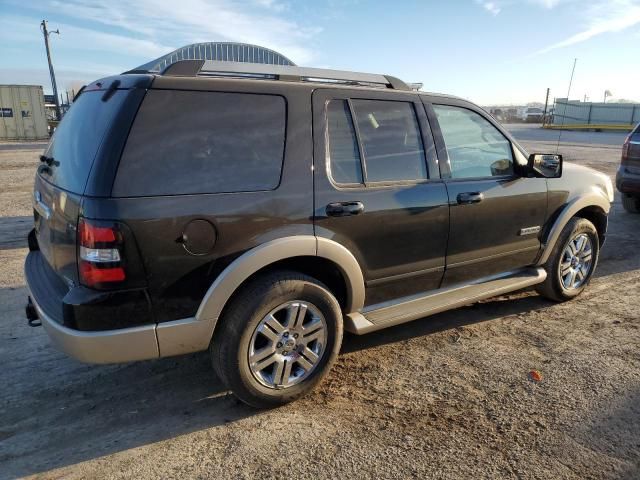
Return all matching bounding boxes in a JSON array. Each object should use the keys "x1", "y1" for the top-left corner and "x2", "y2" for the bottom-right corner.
[
  {"x1": 25, "y1": 60, "x2": 614, "y2": 407},
  {"x1": 617, "y1": 122, "x2": 640, "y2": 213}
]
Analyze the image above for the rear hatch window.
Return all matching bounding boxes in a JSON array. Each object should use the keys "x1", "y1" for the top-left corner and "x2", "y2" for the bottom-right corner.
[
  {"x1": 39, "y1": 89, "x2": 128, "y2": 193},
  {"x1": 34, "y1": 87, "x2": 129, "y2": 285}
]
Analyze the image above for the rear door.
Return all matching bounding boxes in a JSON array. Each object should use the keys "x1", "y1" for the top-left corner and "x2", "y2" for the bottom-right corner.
[
  {"x1": 424, "y1": 98, "x2": 548, "y2": 286},
  {"x1": 313, "y1": 89, "x2": 449, "y2": 307}
]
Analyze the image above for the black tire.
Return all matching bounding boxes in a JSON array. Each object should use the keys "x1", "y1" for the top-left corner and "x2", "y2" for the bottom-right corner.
[
  {"x1": 622, "y1": 194, "x2": 640, "y2": 214},
  {"x1": 536, "y1": 217, "x2": 599, "y2": 302},
  {"x1": 211, "y1": 271, "x2": 343, "y2": 408}
]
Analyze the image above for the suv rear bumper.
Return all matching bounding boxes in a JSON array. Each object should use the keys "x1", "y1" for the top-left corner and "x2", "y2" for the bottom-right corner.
[
  {"x1": 24, "y1": 246, "x2": 154, "y2": 331},
  {"x1": 25, "y1": 249, "x2": 158, "y2": 363},
  {"x1": 617, "y1": 166, "x2": 640, "y2": 195},
  {"x1": 25, "y1": 250, "x2": 213, "y2": 363},
  {"x1": 28, "y1": 290, "x2": 160, "y2": 363}
]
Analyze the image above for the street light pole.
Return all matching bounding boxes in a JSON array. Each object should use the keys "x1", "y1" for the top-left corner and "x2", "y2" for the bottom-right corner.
[{"x1": 40, "y1": 20, "x2": 61, "y2": 121}]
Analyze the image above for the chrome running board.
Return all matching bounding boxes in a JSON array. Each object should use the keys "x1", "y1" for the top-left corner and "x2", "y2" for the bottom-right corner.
[{"x1": 345, "y1": 267, "x2": 547, "y2": 334}]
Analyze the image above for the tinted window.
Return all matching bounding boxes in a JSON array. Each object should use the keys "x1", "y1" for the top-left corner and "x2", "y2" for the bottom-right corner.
[
  {"x1": 114, "y1": 90, "x2": 286, "y2": 196},
  {"x1": 433, "y1": 105, "x2": 514, "y2": 178},
  {"x1": 40, "y1": 90, "x2": 127, "y2": 193},
  {"x1": 351, "y1": 100, "x2": 427, "y2": 182},
  {"x1": 327, "y1": 100, "x2": 363, "y2": 184}
]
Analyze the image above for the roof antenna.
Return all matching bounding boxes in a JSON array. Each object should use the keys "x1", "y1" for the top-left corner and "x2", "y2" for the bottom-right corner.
[{"x1": 556, "y1": 58, "x2": 577, "y2": 153}]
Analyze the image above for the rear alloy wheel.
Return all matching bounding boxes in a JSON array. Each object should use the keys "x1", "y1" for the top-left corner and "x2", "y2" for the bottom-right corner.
[
  {"x1": 249, "y1": 300, "x2": 327, "y2": 389},
  {"x1": 536, "y1": 217, "x2": 599, "y2": 302},
  {"x1": 622, "y1": 194, "x2": 640, "y2": 213},
  {"x1": 211, "y1": 271, "x2": 343, "y2": 408}
]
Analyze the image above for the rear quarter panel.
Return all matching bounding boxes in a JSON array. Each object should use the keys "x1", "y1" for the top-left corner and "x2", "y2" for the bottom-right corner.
[{"x1": 85, "y1": 79, "x2": 314, "y2": 323}]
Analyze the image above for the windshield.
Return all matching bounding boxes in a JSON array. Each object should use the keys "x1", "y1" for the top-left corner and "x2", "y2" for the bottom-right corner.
[{"x1": 39, "y1": 90, "x2": 127, "y2": 193}]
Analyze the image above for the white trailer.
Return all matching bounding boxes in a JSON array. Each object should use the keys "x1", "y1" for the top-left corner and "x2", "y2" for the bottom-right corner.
[{"x1": 0, "y1": 85, "x2": 49, "y2": 140}]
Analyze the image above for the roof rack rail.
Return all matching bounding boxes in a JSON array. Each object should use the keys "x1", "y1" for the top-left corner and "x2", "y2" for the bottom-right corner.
[{"x1": 158, "y1": 60, "x2": 411, "y2": 91}]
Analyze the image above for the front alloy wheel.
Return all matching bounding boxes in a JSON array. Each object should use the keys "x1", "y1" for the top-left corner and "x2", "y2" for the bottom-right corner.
[
  {"x1": 558, "y1": 233, "x2": 593, "y2": 290},
  {"x1": 536, "y1": 217, "x2": 600, "y2": 302}
]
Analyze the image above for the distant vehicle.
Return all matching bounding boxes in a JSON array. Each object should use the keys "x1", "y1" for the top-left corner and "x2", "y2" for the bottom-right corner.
[
  {"x1": 498, "y1": 108, "x2": 520, "y2": 123},
  {"x1": 617, "y1": 123, "x2": 640, "y2": 213},
  {"x1": 488, "y1": 108, "x2": 504, "y2": 122},
  {"x1": 25, "y1": 61, "x2": 614, "y2": 407},
  {"x1": 520, "y1": 107, "x2": 543, "y2": 123}
]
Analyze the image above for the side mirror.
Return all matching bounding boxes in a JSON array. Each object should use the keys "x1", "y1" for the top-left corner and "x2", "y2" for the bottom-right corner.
[{"x1": 528, "y1": 153, "x2": 562, "y2": 178}]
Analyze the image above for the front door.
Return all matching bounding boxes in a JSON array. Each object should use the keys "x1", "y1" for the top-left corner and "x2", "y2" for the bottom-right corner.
[
  {"x1": 312, "y1": 89, "x2": 450, "y2": 307},
  {"x1": 425, "y1": 100, "x2": 548, "y2": 286}
]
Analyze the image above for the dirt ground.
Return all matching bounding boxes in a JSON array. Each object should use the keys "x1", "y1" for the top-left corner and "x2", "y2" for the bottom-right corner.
[{"x1": 0, "y1": 137, "x2": 638, "y2": 480}]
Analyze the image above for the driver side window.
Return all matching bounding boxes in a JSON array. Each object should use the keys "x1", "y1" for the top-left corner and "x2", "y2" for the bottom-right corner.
[{"x1": 433, "y1": 105, "x2": 514, "y2": 179}]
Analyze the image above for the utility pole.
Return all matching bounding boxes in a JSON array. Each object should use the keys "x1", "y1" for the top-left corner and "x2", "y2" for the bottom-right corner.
[
  {"x1": 40, "y1": 20, "x2": 61, "y2": 121},
  {"x1": 542, "y1": 87, "x2": 550, "y2": 127}
]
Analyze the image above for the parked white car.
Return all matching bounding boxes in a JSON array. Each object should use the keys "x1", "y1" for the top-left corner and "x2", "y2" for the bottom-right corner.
[{"x1": 521, "y1": 107, "x2": 543, "y2": 122}]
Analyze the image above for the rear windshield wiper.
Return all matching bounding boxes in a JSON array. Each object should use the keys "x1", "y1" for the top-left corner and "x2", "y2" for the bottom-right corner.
[{"x1": 40, "y1": 155, "x2": 59, "y2": 167}]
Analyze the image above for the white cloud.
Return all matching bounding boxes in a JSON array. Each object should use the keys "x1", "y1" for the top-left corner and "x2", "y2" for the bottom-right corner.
[
  {"x1": 38, "y1": 0, "x2": 319, "y2": 64},
  {"x1": 0, "y1": 15, "x2": 173, "y2": 58},
  {"x1": 475, "y1": 0, "x2": 501, "y2": 15},
  {"x1": 528, "y1": 0, "x2": 563, "y2": 8},
  {"x1": 57, "y1": 23, "x2": 173, "y2": 58},
  {"x1": 536, "y1": 0, "x2": 640, "y2": 54},
  {"x1": 475, "y1": 0, "x2": 565, "y2": 15},
  {"x1": 485, "y1": 2, "x2": 502, "y2": 15},
  {"x1": 0, "y1": 67, "x2": 121, "y2": 94},
  {"x1": 253, "y1": 0, "x2": 288, "y2": 12}
]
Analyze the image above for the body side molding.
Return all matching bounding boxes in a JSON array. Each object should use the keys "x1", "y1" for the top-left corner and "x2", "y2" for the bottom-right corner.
[{"x1": 536, "y1": 190, "x2": 611, "y2": 266}]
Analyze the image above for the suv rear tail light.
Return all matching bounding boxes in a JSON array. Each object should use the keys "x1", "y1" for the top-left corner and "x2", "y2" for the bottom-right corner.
[
  {"x1": 78, "y1": 218, "x2": 126, "y2": 287},
  {"x1": 621, "y1": 133, "x2": 631, "y2": 165}
]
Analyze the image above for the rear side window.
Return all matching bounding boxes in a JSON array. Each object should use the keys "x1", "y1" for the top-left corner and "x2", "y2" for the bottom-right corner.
[
  {"x1": 326, "y1": 100, "x2": 363, "y2": 184},
  {"x1": 40, "y1": 90, "x2": 127, "y2": 193},
  {"x1": 113, "y1": 90, "x2": 286, "y2": 196},
  {"x1": 326, "y1": 99, "x2": 427, "y2": 185},
  {"x1": 352, "y1": 100, "x2": 427, "y2": 183}
]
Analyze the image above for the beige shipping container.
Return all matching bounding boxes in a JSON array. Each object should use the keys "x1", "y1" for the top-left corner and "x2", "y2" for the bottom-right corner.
[{"x1": 0, "y1": 85, "x2": 48, "y2": 140}]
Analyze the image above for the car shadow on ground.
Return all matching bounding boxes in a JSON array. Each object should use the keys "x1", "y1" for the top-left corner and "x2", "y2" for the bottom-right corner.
[
  {"x1": 2, "y1": 287, "x2": 554, "y2": 478},
  {"x1": 0, "y1": 216, "x2": 31, "y2": 251},
  {"x1": 0, "y1": 278, "x2": 259, "y2": 477},
  {"x1": 0, "y1": 343, "x2": 258, "y2": 478},
  {"x1": 591, "y1": 202, "x2": 640, "y2": 278},
  {"x1": 342, "y1": 291, "x2": 551, "y2": 354}
]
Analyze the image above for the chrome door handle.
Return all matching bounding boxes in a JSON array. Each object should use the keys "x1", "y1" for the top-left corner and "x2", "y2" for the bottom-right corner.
[
  {"x1": 326, "y1": 201, "x2": 365, "y2": 217},
  {"x1": 457, "y1": 192, "x2": 484, "y2": 205}
]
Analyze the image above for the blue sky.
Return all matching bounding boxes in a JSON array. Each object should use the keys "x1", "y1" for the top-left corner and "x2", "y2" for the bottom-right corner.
[{"x1": 1, "y1": 0, "x2": 638, "y2": 105}]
